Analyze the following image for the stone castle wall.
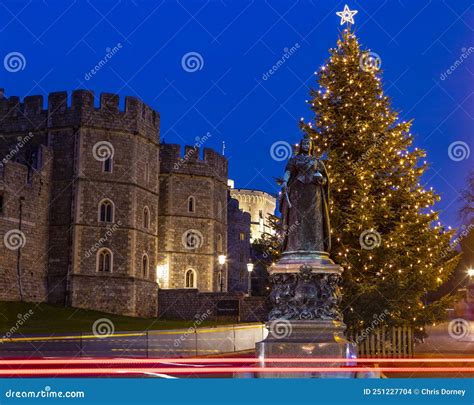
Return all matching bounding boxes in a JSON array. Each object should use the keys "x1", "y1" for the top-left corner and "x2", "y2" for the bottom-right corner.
[
  {"x1": 227, "y1": 195, "x2": 251, "y2": 293},
  {"x1": 0, "y1": 90, "x2": 160, "y2": 316},
  {"x1": 157, "y1": 289, "x2": 268, "y2": 322},
  {"x1": 0, "y1": 145, "x2": 52, "y2": 302},
  {"x1": 158, "y1": 144, "x2": 228, "y2": 292},
  {"x1": 0, "y1": 89, "x2": 233, "y2": 318}
]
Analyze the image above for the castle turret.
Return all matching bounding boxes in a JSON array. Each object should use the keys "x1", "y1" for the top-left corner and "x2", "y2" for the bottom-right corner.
[{"x1": 158, "y1": 144, "x2": 228, "y2": 291}]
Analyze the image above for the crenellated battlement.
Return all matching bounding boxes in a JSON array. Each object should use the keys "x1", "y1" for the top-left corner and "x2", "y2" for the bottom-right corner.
[
  {"x1": 159, "y1": 143, "x2": 228, "y2": 181},
  {"x1": 0, "y1": 89, "x2": 160, "y2": 140}
]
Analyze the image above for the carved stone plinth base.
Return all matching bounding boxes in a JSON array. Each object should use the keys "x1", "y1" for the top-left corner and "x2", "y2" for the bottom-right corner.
[{"x1": 255, "y1": 256, "x2": 379, "y2": 378}]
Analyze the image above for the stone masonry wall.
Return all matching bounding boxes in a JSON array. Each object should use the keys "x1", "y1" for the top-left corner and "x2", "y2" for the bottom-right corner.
[
  {"x1": 158, "y1": 144, "x2": 228, "y2": 292},
  {"x1": 157, "y1": 289, "x2": 269, "y2": 322},
  {"x1": 0, "y1": 146, "x2": 52, "y2": 302}
]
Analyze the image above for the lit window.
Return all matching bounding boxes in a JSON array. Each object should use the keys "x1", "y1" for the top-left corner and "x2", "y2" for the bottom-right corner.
[
  {"x1": 239, "y1": 232, "x2": 245, "y2": 241},
  {"x1": 97, "y1": 249, "x2": 112, "y2": 272},
  {"x1": 185, "y1": 269, "x2": 196, "y2": 288},
  {"x1": 217, "y1": 234, "x2": 223, "y2": 253},
  {"x1": 99, "y1": 200, "x2": 114, "y2": 223}
]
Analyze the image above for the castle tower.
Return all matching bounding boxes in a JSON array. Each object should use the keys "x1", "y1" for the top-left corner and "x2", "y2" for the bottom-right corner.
[
  {"x1": 229, "y1": 186, "x2": 276, "y2": 242},
  {"x1": 158, "y1": 143, "x2": 228, "y2": 291},
  {"x1": 0, "y1": 90, "x2": 160, "y2": 317}
]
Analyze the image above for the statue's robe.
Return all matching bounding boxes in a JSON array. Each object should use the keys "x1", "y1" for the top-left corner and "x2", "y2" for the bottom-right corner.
[{"x1": 279, "y1": 154, "x2": 331, "y2": 254}]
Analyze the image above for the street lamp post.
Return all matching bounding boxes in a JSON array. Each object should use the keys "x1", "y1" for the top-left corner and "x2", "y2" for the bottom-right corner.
[
  {"x1": 246, "y1": 262, "x2": 254, "y2": 296},
  {"x1": 218, "y1": 255, "x2": 226, "y2": 292}
]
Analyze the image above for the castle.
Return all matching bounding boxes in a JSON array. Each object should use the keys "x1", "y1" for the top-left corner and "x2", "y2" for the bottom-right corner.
[
  {"x1": 0, "y1": 90, "x2": 234, "y2": 317},
  {"x1": 229, "y1": 184, "x2": 276, "y2": 242}
]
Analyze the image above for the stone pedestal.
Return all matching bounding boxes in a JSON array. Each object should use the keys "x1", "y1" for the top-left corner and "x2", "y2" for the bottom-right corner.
[{"x1": 256, "y1": 252, "x2": 357, "y2": 378}]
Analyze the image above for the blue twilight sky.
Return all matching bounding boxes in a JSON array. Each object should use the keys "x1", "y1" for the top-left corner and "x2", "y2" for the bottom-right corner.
[{"x1": 0, "y1": 0, "x2": 472, "y2": 228}]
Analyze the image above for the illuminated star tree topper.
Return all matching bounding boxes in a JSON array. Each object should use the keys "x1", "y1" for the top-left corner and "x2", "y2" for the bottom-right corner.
[{"x1": 336, "y1": 4, "x2": 358, "y2": 25}]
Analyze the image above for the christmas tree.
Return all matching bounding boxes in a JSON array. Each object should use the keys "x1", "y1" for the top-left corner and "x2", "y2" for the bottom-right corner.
[{"x1": 299, "y1": 27, "x2": 460, "y2": 337}]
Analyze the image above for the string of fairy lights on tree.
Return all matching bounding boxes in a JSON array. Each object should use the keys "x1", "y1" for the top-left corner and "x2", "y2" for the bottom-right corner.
[{"x1": 295, "y1": 5, "x2": 460, "y2": 334}]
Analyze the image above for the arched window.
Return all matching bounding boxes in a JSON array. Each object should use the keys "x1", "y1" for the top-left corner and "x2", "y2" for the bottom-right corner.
[
  {"x1": 217, "y1": 201, "x2": 222, "y2": 220},
  {"x1": 217, "y1": 234, "x2": 223, "y2": 253},
  {"x1": 185, "y1": 268, "x2": 196, "y2": 288},
  {"x1": 97, "y1": 249, "x2": 112, "y2": 272},
  {"x1": 188, "y1": 196, "x2": 195, "y2": 213},
  {"x1": 143, "y1": 207, "x2": 150, "y2": 229},
  {"x1": 142, "y1": 254, "x2": 149, "y2": 278},
  {"x1": 99, "y1": 199, "x2": 114, "y2": 223},
  {"x1": 103, "y1": 157, "x2": 113, "y2": 173}
]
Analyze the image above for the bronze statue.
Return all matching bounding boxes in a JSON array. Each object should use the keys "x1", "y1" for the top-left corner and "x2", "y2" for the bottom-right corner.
[{"x1": 279, "y1": 134, "x2": 331, "y2": 255}]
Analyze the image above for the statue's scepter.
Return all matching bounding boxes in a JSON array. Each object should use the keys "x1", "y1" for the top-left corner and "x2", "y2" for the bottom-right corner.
[{"x1": 284, "y1": 185, "x2": 292, "y2": 208}]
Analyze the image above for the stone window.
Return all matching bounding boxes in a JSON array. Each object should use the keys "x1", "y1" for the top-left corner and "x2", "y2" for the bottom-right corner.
[
  {"x1": 217, "y1": 234, "x2": 223, "y2": 253},
  {"x1": 185, "y1": 268, "x2": 196, "y2": 288},
  {"x1": 0, "y1": 193, "x2": 4, "y2": 215},
  {"x1": 239, "y1": 232, "x2": 245, "y2": 241},
  {"x1": 143, "y1": 206, "x2": 150, "y2": 229},
  {"x1": 103, "y1": 157, "x2": 113, "y2": 173},
  {"x1": 187, "y1": 196, "x2": 195, "y2": 213},
  {"x1": 142, "y1": 254, "x2": 149, "y2": 278},
  {"x1": 239, "y1": 251, "x2": 244, "y2": 263},
  {"x1": 99, "y1": 199, "x2": 114, "y2": 223},
  {"x1": 217, "y1": 201, "x2": 222, "y2": 220},
  {"x1": 97, "y1": 249, "x2": 112, "y2": 272}
]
